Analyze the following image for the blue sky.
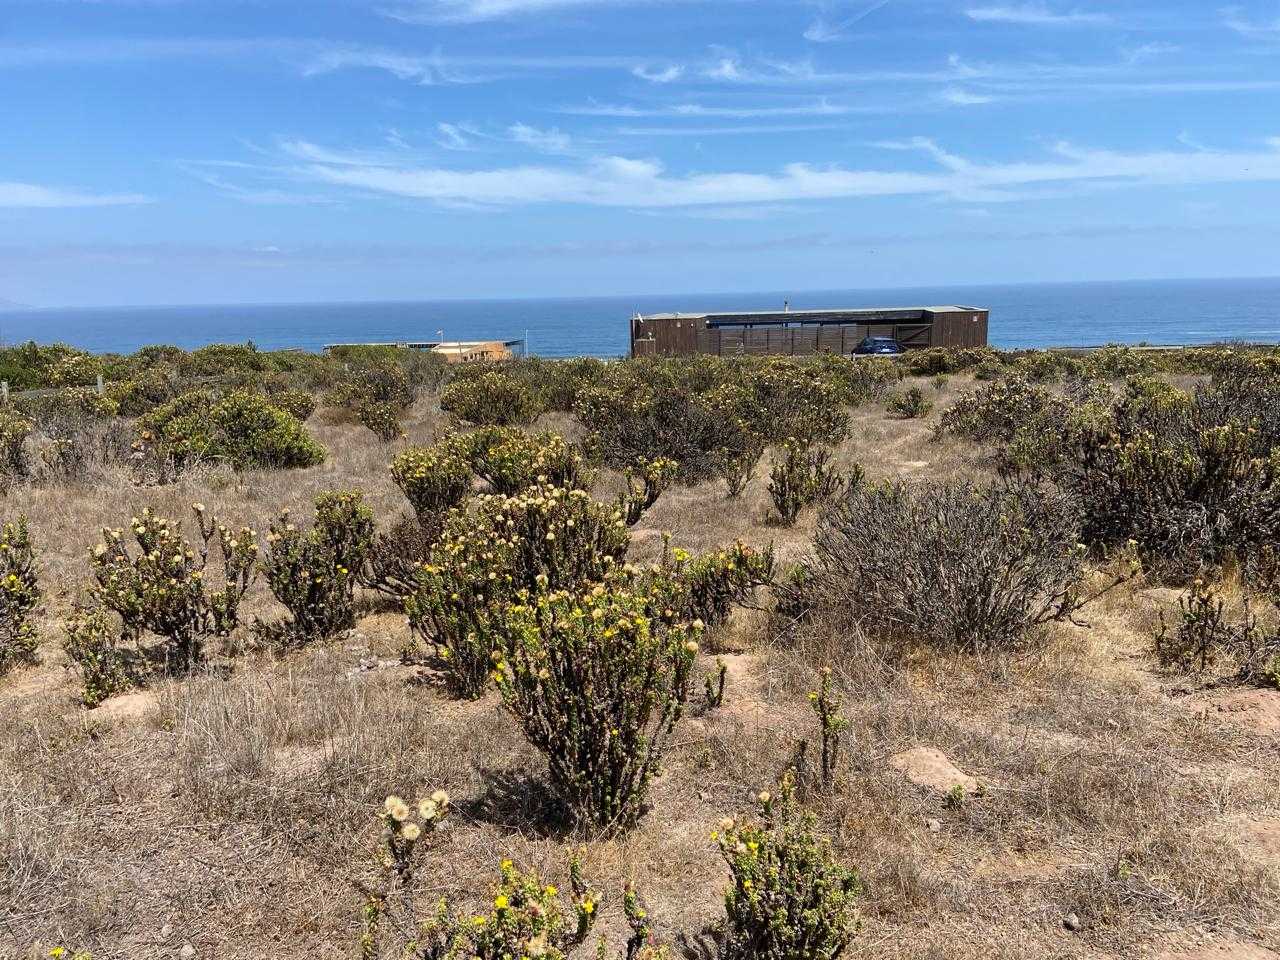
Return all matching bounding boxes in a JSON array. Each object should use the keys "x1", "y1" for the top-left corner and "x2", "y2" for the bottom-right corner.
[{"x1": 2, "y1": 0, "x2": 1280, "y2": 306}]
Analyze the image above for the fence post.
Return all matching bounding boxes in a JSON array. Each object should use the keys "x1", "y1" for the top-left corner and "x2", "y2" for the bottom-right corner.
[
  {"x1": 96, "y1": 373, "x2": 104, "y2": 396},
  {"x1": 1, "y1": 381, "x2": 7, "y2": 405}
]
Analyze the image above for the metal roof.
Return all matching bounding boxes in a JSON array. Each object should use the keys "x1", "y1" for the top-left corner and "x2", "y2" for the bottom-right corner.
[{"x1": 636, "y1": 306, "x2": 981, "y2": 321}]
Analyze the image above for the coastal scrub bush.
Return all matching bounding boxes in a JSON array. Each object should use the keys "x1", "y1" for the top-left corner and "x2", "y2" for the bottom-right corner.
[
  {"x1": 270, "y1": 388, "x2": 317, "y2": 423},
  {"x1": 357, "y1": 400, "x2": 405, "y2": 442},
  {"x1": 441, "y1": 370, "x2": 542, "y2": 426},
  {"x1": 617, "y1": 457, "x2": 678, "y2": 525},
  {"x1": 329, "y1": 357, "x2": 417, "y2": 412},
  {"x1": 1059, "y1": 382, "x2": 1280, "y2": 575},
  {"x1": 108, "y1": 367, "x2": 179, "y2": 417},
  {"x1": 492, "y1": 585, "x2": 701, "y2": 832},
  {"x1": 62, "y1": 605, "x2": 135, "y2": 707},
  {"x1": 646, "y1": 540, "x2": 775, "y2": 628},
  {"x1": 712, "y1": 435, "x2": 765, "y2": 499},
  {"x1": 465, "y1": 427, "x2": 594, "y2": 495},
  {"x1": 392, "y1": 443, "x2": 474, "y2": 523},
  {"x1": 141, "y1": 389, "x2": 326, "y2": 470},
  {"x1": 886, "y1": 385, "x2": 933, "y2": 419},
  {"x1": 715, "y1": 772, "x2": 861, "y2": 960},
  {"x1": 783, "y1": 480, "x2": 1136, "y2": 654},
  {"x1": 257, "y1": 491, "x2": 375, "y2": 648},
  {"x1": 1154, "y1": 579, "x2": 1280, "y2": 685},
  {"x1": 406, "y1": 485, "x2": 629, "y2": 697},
  {"x1": 0, "y1": 406, "x2": 33, "y2": 479},
  {"x1": 88, "y1": 505, "x2": 259, "y2": 670},
  {"x1": 768, "y1": 442, "x2": 844, "y2": 526},
  {"x1": 0, "y1": 517, "x2": 40, "y2": 676}
]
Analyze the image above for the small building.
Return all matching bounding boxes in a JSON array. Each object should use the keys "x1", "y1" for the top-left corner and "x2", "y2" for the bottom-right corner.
[
  {"x1": 431, "y1": 340, "x2": 516, "y2": 363},
  {"x1": 630, "y1": 305, "x2": 989, "y2": 358}
]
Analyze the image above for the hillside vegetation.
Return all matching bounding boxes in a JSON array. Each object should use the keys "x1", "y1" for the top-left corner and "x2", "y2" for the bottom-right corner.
[{"x1": 3, "y1": 342, "x2": 1280, "y2": 960}]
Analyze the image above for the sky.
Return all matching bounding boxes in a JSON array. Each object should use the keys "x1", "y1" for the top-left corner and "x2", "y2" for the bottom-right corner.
[{"x1": 2, "y1": 0, "x2": 1280, "y2": 307}]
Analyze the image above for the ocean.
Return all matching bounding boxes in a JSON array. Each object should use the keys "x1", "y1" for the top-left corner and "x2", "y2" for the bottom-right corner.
[{"x1": 1, "y1": 276, "x2": 1277, "y2": 358}]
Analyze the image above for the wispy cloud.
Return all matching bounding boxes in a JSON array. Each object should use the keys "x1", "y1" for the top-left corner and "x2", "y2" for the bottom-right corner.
[
  {"x1": 274, "y1": 136, "x2": 1280, "y2": 209},
  {"x1": 561, "y1": 98, "x2": 858, "y2": 118},
  {"x1": 508, "y1": 123, "x2": 574, "y2": 153},
  {"x1": 0, "y1": 181, "x2": 151, "y2": 208},
  {"x1": 964, "y1": 4, "x2": 1110, "y2": 26},
  {"x1": 1222, "y1": 5, "x2": 1280, "y2": 37},
  {"x1": 939, "y1": 87, "x2": 993, "y2": 105},
  {"x1": 803, "y1": 0, "x2": 894, "y2": 43},
  {"x1": 436, "y1": 123, "x2": 477, "y2": 150},
  {"x1": 380, "y1": 0, "x2": 650, "y2": 23},
  {"x1": 1122, "y1": 41, "x2": 1180, "y2": 64},
  {"x1": 632, "y1": 64, "x2": 683, "y2": 83}
]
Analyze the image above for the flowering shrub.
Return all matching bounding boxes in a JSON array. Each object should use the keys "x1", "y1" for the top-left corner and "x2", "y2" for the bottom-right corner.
[
  {"x1": 416, "y1": 857, "x2": 598, "y2": 960},
  {"x1": 328, "y1": 357, "x2": 417, "y2": 413},
  {"x1": 807, "y1": 667, "x2": 847, "y2": 791},
  {"x1": 715, "y1": 772, "x2": 861, "y2": 960},
  {"x1": 617, "y1": 457, "x2": 678, "y2": 525},
  {"x1": 0, "y1": 517, "x2": 39, "y2": 676},
  {"x1": 0, "y1": 406, "x2": 32, "y2": 478},
  {"x1": 647, "y1": 540, "x2": 775, "y2": 628},
  {"x1": 492, "y1": 585, "x2": 700, "y2": 831},
  {"x1": 767, "y1": 442, "x2": 844, "y2": 526},
  {"x1": 712, "y1": 436, "x2": 765, "y2": 499},
  {"x1": 62, "y1": 605, "x2": 135, "y2": 707},
  {"x1": 141, "y1": 389, "x2": 326, "y2": 470},
  {"x1": 364, "y1": 514, "x2": 442, "y2": 600},
  {"x1": 465, "y1": 427, "x2": 594, "y2": 495},
  {"x1": 88, "y1": 505, "x2": 259, "y2": 670},
  {"x1": 785, "y1": 480, "x2": 1137, "y2": 654},
  {"x1": 270, "y1": 388, "x2": 317, "y2": 423},
  {"x1": 357, "y1": 400, "x2": 405, "y2": 442},
  {"x1": 441, "y1": 370, "x2": 542, "y2": 426},
  {"x1": 406, "y1": 485, "x2": 629, "y2": 697},
  {"x1": 257, "y1": 491, "x2": 375, "y2": 648},
  {"x1": 1154, "y1": 579, "x2": 1280, "y2": 686},
  {"x1": 359, "y1": 789, "x2": 451, "y2": 960},
  {"x1": 885, "y1": 385, "x2": 932, "y2": 419},
  {"x1": 392, "y1": 443, "x2": 474, "y2": 523}
]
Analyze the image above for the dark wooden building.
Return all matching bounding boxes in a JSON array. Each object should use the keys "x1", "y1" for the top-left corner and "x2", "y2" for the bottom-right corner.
[{"x1": 630, "y1": 305, "x2": 989, "y2": 358}]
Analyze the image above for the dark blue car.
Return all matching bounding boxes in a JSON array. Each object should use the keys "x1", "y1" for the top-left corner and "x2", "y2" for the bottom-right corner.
[{"x1": 852, "y1": 335, "x2": 904, "y2": 356}]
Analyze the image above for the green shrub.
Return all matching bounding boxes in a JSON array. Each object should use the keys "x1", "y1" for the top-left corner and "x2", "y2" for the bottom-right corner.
[
  {"x1": 270, "y1": 388, "x2": 317, "y2": 423},
  {"x1": 357, "y1": 400, "x2": 405, "y2": 442},
  {"x1": 107, "y1": 368, "x2": 179, "y2": 417},
  {"x1": 141, "y1": 390, "x2": 326, "y2": 470},
  {"x1": 465, "y1": 427, "x2": 594, "y2": 495},
  {"x1": 364, "y1": 515, "x2": 442, "y2": 601},
  {"x1": 441, "y1": 370, "x2": 542, "y2": 426},
  {"x1": 406, "y1": 485, "x2": 629, "y2": 697},
  {"x1": 0, "y1": 407, "x2": 32, "y2": 478},
  {"x1": 0, "y1": 518, "x2": 40, "y2": 676},
  {"x1": 648, "y1": 540, "x2": 775, "y2": 628},
  {"x1": 715, "y1": 772, "x2": 860, "y2": 960},
  {"x1": 767, "y1": 442, "x2": 844, "y2": 526},
  {"x1": 617, "y1": 457, "x2": 678, "y2": 525},
  {"x1": 785, "y1": 480, "x2": 1136, "y2": 654},
  {"x1": 712, "y1": 436, "x2": 765, "y2": 499},
  {"x1": 62, "y1": 605, "x2": 135, "y2": 707},
  {"x1": 257, "y1": 491, "x2": 375, "y2": 648},
  {"x1": 88, "y1": 505, "x2": 259, "y2": 670},
  {"x1": 1154, "y1": 579, "x2": 1280, "y2": 685},
  {"x1": 885, "y1": 385, "x2": 933, "y2": 419},
  {"x1": 391, "y1": 443, "x2": 474, "y2": 524},
  {"x1": 492, "y1": 585, "x2": 700, "y2": 831}
]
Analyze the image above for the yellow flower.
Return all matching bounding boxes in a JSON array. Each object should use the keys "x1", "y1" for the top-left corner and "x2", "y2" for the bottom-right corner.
[
  {"x1": 494, "y1": 894, "x2": 509, "y2": 909},
  {"x1": 401, "y1": 822, "x2": 421, "y2": 841}
]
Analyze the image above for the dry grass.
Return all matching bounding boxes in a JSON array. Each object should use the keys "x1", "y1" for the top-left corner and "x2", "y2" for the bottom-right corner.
[{"x1": 3, "y1": 378, "x2": 1279, "y2": 960}]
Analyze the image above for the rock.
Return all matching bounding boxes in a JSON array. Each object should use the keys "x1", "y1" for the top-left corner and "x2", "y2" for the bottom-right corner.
[
  {"x1": 159, "y1": 923, "x2": 173, "y2": 940},
  {"x1": 888, "y1": 746, "x2": 978, "y2": 795},
  {"x1": 179, "y1": 945, "x2": 197, "y2": 959},
  {"x1": 1063, "y1": 912, "x2": 1081, "y2": 931},
  {"x1": 926, "y1": 818, "x2": 942, "y2": 833}
]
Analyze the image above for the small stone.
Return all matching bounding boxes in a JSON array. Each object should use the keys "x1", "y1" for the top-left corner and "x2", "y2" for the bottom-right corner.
[
  {"x1": 1063, "y1": 912, "x2": 1081, "y2": 932},
  {"x1": 159, "y1": 923, "x2": 173, "y2": 940},
  {"x1": 927, "y1": 818, "x2": 942, "y2": 833}
]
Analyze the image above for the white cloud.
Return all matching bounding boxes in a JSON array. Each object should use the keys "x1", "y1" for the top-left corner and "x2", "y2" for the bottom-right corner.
[
  {"x1": 940, "y1": 87, "x2": 993, "y2": 105},
  {"x1": 632, "y1": 64, "x2": 683, "y2": 83},
  {"x1": 1122, "y1": 41, "x2": 1180, "y2": 64},
  {"x1": 380, "y1": 0, "x2": 647, "y2": 23},
  {"x1": 965, "y1": 4, "x2": 1110, "y2": 26},
  {"x1": 301, "y1": 46, "x2": 479, "y2": 85},
  {"x1": 508, "y1": 123, "x2": 573, "y2": 153},
  {"x1": 436, "y1": 123, "x2": 476, "y2": 150},
  {"x1": 703, "y1": 57, "x2": 743, "y2": 81},
  {"x1": 283, "y1": 136, "x2": 1280, "y2": 210},
  {"x1": 803, "y1": 0, "x2": 894, "y2": 43},
  {"x1": 0, "y1": 181, "x2": 151, "y2": 208},
  {"x1": 562, "y1": 98, "x2": 856, "y2": 118},
  {"x1": 1222, "y1": 6, "x2": 1280, "y2": 36}
]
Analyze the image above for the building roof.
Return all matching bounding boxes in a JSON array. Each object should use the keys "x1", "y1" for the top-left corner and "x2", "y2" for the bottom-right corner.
[{"x1": 636, "y1": 306, "x2": 982, "y2": 321}]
